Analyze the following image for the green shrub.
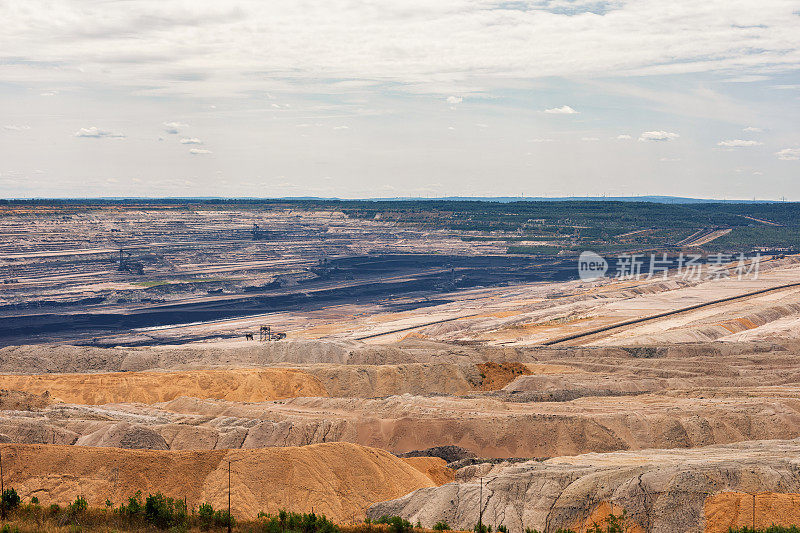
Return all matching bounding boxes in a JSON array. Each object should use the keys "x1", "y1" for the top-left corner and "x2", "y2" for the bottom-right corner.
[
  {"x1": 587, "y1": 510, "x2": 628, "y2": 533},
  {"x1": 198, "y1": 503, "x2": 216, "y2": 530},
  {"x1": 68, "y1": 495, "x2": 88, "y2": 515},
  {"x1": 257, "y1": 510, "x2": 339, "y2": 533},
  {"x1": 1, "y1": 488, "x2": 20, "y2": 511},
  {"x1": 120, "y1": 490, "x2": 144, "y2": 517},
  {"x1": 214, "y1": 509, "x2": 235, "y2": 529},
  {"x1": 497, "y1": 526, "x2": 508, "y2": 533},
  {"x1": 29, "y1": 496, "x2": 39, "y2": 505},
  {"x1": 373, "y1": 515, "x2": 411, "y2": 533},
  {"x1": 196, "y1": 503, "x2": 234, "y2": 530},
  {"x1": 48, "y1": 503, "x2": 61, "y2": 515},
  {"x1": 433, "y1": 522, "x2": 451, "y2": 531},
  {"x1": 144, "y1": 492, "x2": 188, "y2": 529}
]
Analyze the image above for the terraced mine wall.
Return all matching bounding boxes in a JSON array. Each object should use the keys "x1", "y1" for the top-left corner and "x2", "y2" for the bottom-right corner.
[
  {"x1": 0, "y1": 253, "x2": 585, "y2": 346},
  {"x1": 368, "y1": 439, "x2": 800, "y2": 533}
]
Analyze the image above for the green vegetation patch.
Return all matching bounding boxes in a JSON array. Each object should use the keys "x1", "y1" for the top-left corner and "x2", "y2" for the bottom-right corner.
[
  {"x1": 728, "y1": 526, "x2": 800, "y2": 533},
  {"x1": 707, "y1": 226, "x2": 800, "y2": 251},
  {"x1": 506, "y1": 245, "x2": 564, "y2": 255}
]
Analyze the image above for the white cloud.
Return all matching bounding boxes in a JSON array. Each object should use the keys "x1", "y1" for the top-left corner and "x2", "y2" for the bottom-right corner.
[
  {"x1": 3, "y1": 1, "x2": 799, "y2": 96},
  {"x1": 180, "y1": 137, "x2": 203, "y2": 144},
  {"x1": 639, "y1": 131, "x2": 679, "y2": 142},
  {"x1": 616, "y1": 134, "x2": 632, "y2": 140},
  {"x1": 717, "y1": 139, "x2": 763, "y2": 147},
  {"x1": 743, "y1": 126, "x2": 763, "y2": 133},
  {"x1": 163, "y1": 121, "x2": 188, "y2": 134},
  {"x1": 659, "y1": 157, "x2": 681, "y2": 162},
  {"x1": 722, "y1": 75, "x2": 770, "y2": 83},
  {"x1": 446, "y1": 96, "x2": 463, "y2": 104},
  {"x1": 581, "y1": 137, "x2": 599, "y2": 142},
  {"x1": 2, "y1": 2, "x2": 800, "y2": 199},
  {"x1": 189, "y1": 148, "x2": 212, "y2": 155},
  {"x1": 544, "y1": 105, "x2": 578, "y2": 114},
  {"x1": 332, "y1": 125, "x2": 349, "y2": 130},
  {"x1": 4, "y1": 125, "x2": 30, "y2": 131},
  {"x1": 74, "y1": 126, "x2": 125, "y2": 138},
  {"x1": 0, "y1": 1, "x2": 798, "y2": 102},
  {"x1": 776, "y1": 148, "x2": 800, "y2": 161}
]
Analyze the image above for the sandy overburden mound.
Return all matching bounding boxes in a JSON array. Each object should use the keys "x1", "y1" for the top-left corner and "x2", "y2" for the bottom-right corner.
[
  {"x1": 0, "y1": 340, "x2": 534, "y2": 374},
  {"x1": 0, "y1": 368, "x2": 327, "y2": 404},
  {"x1": 705, "y1": 492, "x2": 800, "y2": 533},
  {"x1": 0, "y1": 441, "x2": 437, "y2": 523}
]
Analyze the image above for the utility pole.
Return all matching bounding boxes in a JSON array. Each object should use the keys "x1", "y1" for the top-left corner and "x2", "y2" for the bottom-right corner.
[
  {"x1": 478, "y1": 477, "x2": 483, "y2": 533},
  {"x1": 224, "y1": 456, "x2": 243, "y2": 533},
  {"x1": 228, "y1": 460, "x2": 232, "y2": 533},
  {"x1": 1, "y1": 449, "x2": 5, "y2": 520},
  {"x1": 752, "y1": 493, "x2": 756, "y2": 530}
]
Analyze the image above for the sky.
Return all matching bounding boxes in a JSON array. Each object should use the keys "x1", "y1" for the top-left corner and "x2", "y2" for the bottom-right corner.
[{"x1": 1, "y1": 0, "x2": 799, "y2": 200}]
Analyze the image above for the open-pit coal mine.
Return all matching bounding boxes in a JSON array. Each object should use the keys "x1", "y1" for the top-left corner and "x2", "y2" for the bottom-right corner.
[
  {"x1": 4, "y1": 201, "x2": 800, "y2": 532},
  {"x1": 0, "y1": 254, "x2": 588, "y2": 346}
]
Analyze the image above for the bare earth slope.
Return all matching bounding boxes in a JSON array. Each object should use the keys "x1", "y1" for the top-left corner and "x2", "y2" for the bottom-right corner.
[
  {"x1": 0, "y1": 368, "x2": 327, "y2": 404},
  {"x1": 7, "y1": 342, "x2": 800, "y2": 457},
  {"x1": 369, "y1": 438, "x2": 800, "y2": 533},
  {"x1": 1, "y1": 257, "x2": 800, "y2": 531},
  {"x1": 0, "y1": 441, "x2": 436, "y2": 523}
]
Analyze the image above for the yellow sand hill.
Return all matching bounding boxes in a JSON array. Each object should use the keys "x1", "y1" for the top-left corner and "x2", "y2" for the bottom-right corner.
[
  {"x1": 0, "y1": 442, "x2": 438, "y2": 523},
  {"x1": 0, "y1": 368, "x2": 327, "y2": 404}
]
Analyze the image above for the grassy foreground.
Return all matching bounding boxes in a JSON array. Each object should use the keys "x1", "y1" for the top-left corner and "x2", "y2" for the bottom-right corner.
[
  {"x1": 0, "y1": 492, "x2": 462, "y2": 533},
  {"x1": 2, "y1": 491, "x2": 797, "y2": 533}
]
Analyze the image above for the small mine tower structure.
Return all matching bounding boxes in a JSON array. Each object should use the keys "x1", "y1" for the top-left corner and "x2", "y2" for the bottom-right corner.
[
  {"x1": 259, "y1": 325, "x2": 286, "y2": 341},
  {"x1": 116, "y1": 249, "x2": 144, "y2": 275},
  {"x1": 252, "y1": 223, "x2": 269, "y2": 240}
]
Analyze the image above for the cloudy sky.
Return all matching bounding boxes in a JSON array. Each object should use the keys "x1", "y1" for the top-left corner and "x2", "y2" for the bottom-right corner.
[{"x1": 1, "y1": 0, "x2": 799, "y2": 199}]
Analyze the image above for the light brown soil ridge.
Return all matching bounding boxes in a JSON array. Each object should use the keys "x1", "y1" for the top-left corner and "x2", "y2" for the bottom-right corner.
[
  {"x1": 401, "y1": 457, "x2": 455, "y2": 486},
  {"x1": 0, "y1": 368, "x2": 327, "y2": 405},
  {"x1": 704, "y1": 492, "x2": 800, "y2": 533},
  {"x1": 0, "y1": 389, "x2": 51, "y2": 410},
  {"x1": 0, "y1": 442, "x2": 435, "y2": 523}
]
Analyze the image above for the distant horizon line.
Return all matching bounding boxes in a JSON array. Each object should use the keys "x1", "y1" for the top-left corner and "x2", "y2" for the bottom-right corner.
[{"x1": 0, "y1": 195, "x2": 793, "y2": 205}]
